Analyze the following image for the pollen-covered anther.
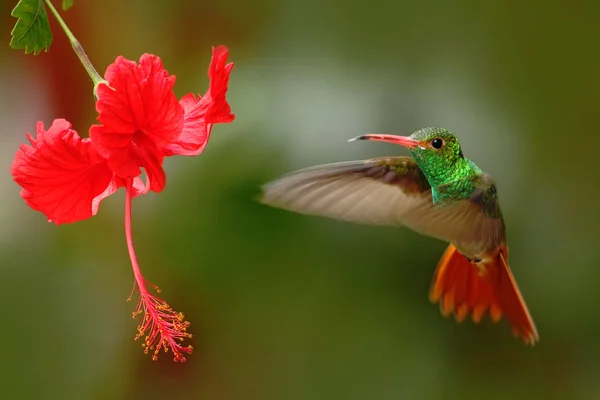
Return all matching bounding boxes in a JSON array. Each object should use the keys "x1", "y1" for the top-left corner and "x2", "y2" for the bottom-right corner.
[{"x1": 130, "y1": 282, "x2": 193, "y2": 362}]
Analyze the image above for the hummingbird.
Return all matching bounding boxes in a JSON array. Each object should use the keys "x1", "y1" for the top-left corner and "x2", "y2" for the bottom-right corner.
[{"x1": 259, "y1": 127, "x2": 538, "y2": 345}]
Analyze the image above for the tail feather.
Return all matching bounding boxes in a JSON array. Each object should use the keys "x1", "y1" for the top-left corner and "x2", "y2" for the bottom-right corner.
[{"x1": 430, "y1": 244, "x2": 539, "y2": 345}]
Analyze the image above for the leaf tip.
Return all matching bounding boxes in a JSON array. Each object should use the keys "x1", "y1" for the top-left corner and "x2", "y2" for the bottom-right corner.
[{"x1": 62, "y1": 0, "x2": 74, "y2": 11}]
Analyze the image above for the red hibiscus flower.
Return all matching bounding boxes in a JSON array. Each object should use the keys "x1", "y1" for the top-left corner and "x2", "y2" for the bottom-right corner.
[{"x1": 11, "y1": 46, "x2": 235, "y2": 362}]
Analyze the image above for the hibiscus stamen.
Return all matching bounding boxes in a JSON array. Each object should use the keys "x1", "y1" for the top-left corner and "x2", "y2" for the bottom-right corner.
[{"x1": 124, "y1": 177, "x2": 193, "y2": 362}]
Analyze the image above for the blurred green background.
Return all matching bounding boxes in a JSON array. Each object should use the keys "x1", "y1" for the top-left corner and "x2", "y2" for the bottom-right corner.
[{"x1": 1, "y1": 0, "x2": 599, "y2": 399}]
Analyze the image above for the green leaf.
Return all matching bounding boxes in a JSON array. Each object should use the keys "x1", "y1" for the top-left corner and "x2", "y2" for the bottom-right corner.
[
  {"x1": 62, "y1": 0, "x2": 74, "y2": 11},
  {"x1": 9, "y1": 0, "x2": 53, "y2": 55}
]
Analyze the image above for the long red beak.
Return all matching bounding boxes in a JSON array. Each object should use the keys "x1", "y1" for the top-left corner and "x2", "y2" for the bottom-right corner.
[{"x1": 348, "y1": 134, "x2": 420, "y2": 148}]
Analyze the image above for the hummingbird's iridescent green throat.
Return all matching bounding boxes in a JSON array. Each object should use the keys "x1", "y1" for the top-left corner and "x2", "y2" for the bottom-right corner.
[{"x1": 353, "y1": 127, "x2": 483, "y2": 205}]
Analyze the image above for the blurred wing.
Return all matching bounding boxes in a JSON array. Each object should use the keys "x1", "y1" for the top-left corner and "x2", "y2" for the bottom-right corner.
[
  {"x1": 260, "y1": 157, "x2": 432, "y2": 226},
  {"x1": 260, "y1": 157, "x2": 506, "y2": 249}
]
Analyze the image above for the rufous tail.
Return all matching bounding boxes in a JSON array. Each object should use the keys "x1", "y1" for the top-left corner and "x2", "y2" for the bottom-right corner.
[{"x1": 429, "y1": 244, "x2": 539, "y2": 345}]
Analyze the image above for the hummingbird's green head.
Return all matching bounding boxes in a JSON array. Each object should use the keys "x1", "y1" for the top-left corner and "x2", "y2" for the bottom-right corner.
[
  {"x1": 349, "y1": 127, "x2": 468, "y2": 188},
  {"x1": 407, "y1": 127, "x2": 463, "y2": 161}
]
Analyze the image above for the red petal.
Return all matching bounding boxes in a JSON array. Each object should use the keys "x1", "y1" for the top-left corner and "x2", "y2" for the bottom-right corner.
[
  {"x1": 206, "y1": 45, "x2": 235, "y2": 124},
  {"x1": 113, "y1": 175, "x2": 151, "y2": 197},
  {"x1": 163, "y1": 46, "x2": 235, "y2": 156},
  {"x1": 162, "y1": 94, "x2": 210, "y2": 156},
  {"x1": 91, "y1": 178, "x2": 119, "y2": 216},
  {"x1": 11, "y1": 119, "x2": 114, "y2": 225},
  {"x1": 91, "y1": 175, "x2": 149, "y2": 216},
  {"x1": 92, "y1": 54, "x2": 184, "y2": 177},
  {"x1": 130, "y1": 176, "x2": 152, "y2": 197},
  {"x1": 90, "y1": 125, "x2": 167, "y2": 193}
]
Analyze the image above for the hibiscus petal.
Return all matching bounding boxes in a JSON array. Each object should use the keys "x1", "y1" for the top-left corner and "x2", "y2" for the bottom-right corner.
[
  {"x1": 206, "y1": 45, "x2": 235, "y2": 124},
  {"x1": 163, "y1": 46, "x2": 235, "y2": 157},
  {"x1": 91, "y1": 175, "x2": 149, "y2": 216},
  {"x1": 162, "y1": 94, "x2": 210, "y2": 156},
  {"x1": 90, "y1": 124, "x2": 167, "y2": 193},
  {"x1": 113, "y1": 176, "x2": 152, "y2": 199},
  {"x1": 179, "y1": 93, "x2": 198, "y2": 113},
  {"x1": 89, "y1": 124, "x2": 141, "y2": 178},
  {"x1": 131, "y1": 176, "x2": 152, "y2": 197},
  {"x1": 92, "y1": 54, "x2": 184, "y2": 177},
  {"x1": 133, "y1": 135, "x2": 167, "y2": 193},
  {"x1": 91, "y1": 178, "x2": 119, "y2": 216},
  {"x1": 11, "y1": 119, "x2": 114, "y2": 225}
]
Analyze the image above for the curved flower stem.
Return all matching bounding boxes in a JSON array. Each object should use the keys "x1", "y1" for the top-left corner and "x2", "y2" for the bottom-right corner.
[
  {"x1": 124, "y1": 178, "x2": 193, "y2": 362},
  {"x1": 44, "y1": 0, "x2": 106, "y2": 94},
  {"x1": 125, "y1": 178, "x2": 147, "y2": 295}
]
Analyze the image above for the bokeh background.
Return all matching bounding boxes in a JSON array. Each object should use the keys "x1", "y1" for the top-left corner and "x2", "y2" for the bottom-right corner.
[{"x1": 1, "y1": 0, "x2": 599, "y2": 399}]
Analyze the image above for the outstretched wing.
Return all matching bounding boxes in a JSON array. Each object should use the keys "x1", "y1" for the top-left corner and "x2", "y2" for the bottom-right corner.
[
  {"x1": 260, "y1": 157, "x2": 506, "y2": 252},
  {"x1": 261, "y1": 157, "x2": 431, "y2": 226}
]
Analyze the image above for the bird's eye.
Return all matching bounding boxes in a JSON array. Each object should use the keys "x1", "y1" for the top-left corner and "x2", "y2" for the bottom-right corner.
[{"x1": 431, "y1": 138, "x2": 444, "y2": 149}]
